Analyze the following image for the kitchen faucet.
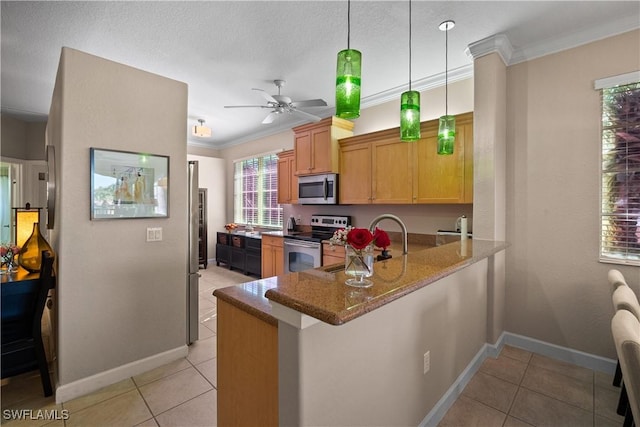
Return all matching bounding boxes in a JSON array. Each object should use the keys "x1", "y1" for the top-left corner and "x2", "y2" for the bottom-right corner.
[{"x1": 368, "y1": 214, "x2": 408, "y2": 255}]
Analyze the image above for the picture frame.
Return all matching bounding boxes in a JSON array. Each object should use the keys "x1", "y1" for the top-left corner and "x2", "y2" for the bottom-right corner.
[{"x1": 90, "y1": 148, "x2": 169, "y2": 220}]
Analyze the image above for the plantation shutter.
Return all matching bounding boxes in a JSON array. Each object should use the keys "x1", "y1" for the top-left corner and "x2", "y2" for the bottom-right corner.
[
  {"x1": 598, "y1": 72, "x2": 640, "y2": 265},
  {"x1": 233, "y1": 153, "x2": 283, "y2": 228}
]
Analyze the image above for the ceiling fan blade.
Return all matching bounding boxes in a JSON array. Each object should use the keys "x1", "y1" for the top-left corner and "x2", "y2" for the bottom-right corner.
[
  {"x1": 291, "y1": 99, "x2": 328, "y2": 108},
  {"x1": 262, "y1": 112, "x2": 280, "y2": 124},
  {"x1": 291, "y1": 108, "x2": 322, "y2": 122},
  {"x1": 252, "y1": 88, "x2": 278, "y2": 104},
  {"x1": 224, "y1": 105, "x2": 273, "y2": 109}
]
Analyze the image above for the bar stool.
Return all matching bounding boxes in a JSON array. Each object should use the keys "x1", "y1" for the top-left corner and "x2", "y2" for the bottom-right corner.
[
  {"x1": 612, "y1": 310, "x2": 640, "y2": 427},
  {"x1": 610, "y1": 269, "x2": 635, "y2": 387}
]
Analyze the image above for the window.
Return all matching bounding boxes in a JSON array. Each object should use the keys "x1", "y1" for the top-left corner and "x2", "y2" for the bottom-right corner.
[
  {"x1": 233, "y1": 153, "x2": 282, "y2": 228},
  {"x1": 599, "y1": 74, "x2": 640, "y2": 265}
]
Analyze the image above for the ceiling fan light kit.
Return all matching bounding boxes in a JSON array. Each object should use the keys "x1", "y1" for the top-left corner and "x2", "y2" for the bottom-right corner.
[
  {"x1": 335, "y1": 0, "x2": 361, "y2": 119},
  {"x1": 437, "y1": 19, "x2": 456, "y2": 155},
  {"x1": 192, "y1": 119, "x2": 211, "y2": 138},
  {"x1": 400, "y1": 0, "x2": 420, "y2": 142}
]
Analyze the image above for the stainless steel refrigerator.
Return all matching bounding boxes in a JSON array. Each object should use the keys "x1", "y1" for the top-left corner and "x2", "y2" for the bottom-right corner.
[{"x1": 187, "y1": 160, "x2": 200, "y2": 344}]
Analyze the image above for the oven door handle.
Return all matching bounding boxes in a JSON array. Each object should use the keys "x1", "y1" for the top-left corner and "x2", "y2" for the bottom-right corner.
[{"x1": 284, "y1": 240, "x2": 321, "y2": 249}]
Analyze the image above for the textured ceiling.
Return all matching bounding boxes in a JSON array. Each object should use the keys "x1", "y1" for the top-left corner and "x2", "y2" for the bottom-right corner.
[{"x1": 1, "y1": 1, "x2": 639, "y2": 149}]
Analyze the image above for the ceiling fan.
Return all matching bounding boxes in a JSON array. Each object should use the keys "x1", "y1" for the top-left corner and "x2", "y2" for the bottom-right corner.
[{"x1": 224, "y1": 79, "x2": 328, "y2": 124}]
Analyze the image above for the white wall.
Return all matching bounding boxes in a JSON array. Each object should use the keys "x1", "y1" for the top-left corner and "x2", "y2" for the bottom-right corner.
[
  {"x1": 187, "y1": 154, "x2": 225, "y2": 262},
  {"x1": 505, "y1": 30, "x2": 640, "y2": 359},
  {"x1": 279, "y1": 259, "x2": 488, "y2": 426},
  {"x1": 49, "y1": 48, "x2": 189, "y2": 399}
]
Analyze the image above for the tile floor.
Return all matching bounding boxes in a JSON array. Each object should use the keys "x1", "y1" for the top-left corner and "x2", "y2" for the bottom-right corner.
[
  {"x1": 438, "y1": 345, "x2": 625, "y2": 427},
  {"x1": 1, "y1": 266, "x2": 626, "y2": 427}
]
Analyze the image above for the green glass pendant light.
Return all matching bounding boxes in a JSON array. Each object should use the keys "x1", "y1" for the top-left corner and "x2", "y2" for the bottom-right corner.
[
  {"x1": 336, "y1": 0, "x2": 361, "y2": 119},
  {"x1": 437, "y1": 20, "x2": 456, "y2": 155},
  {"x1": 400, "y1": 0, "x2": 420, "y2": 141}
]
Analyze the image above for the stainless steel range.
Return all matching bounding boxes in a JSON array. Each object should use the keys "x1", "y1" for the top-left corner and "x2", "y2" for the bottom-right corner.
[{"x1": 283, "y1": 214, "x2": 351, "y2": 273}]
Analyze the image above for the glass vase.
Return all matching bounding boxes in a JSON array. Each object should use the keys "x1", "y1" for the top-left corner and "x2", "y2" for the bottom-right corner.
[
  {"x1": 344, "y1": 244, "x2": 374, "y2": 288},
  {"x1": 18, "y1": 223, "x2": 54, "y2": 273}
]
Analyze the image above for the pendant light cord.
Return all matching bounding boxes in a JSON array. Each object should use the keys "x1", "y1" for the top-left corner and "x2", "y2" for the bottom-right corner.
[
  {"x1": 347, "y1": 0, "x2": 351, "y2": 50},
  {"x1": 408, "y1": 0, "x2": 412, "y2": 91},
  {"x1": 445, "y1": 24, "x2": 448, "y2": 116}
]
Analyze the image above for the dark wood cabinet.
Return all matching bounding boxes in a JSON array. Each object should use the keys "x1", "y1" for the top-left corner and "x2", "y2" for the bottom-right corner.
[
  {"x1": 216, "y1": 232, "x2": 231, "y2": 268},
  {"x1": 245, "y1": 237, "x2": 262, "y2": 276},
  {"x1": 215, "y1": 232, "x2": 261, "y2": 277},
  {"x1": 198, "y1": 189, "x2": 208, "y2": 268}
]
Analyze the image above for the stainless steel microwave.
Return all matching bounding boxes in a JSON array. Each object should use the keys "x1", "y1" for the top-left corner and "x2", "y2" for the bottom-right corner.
[{"x1": 297, "y1": 173, "x2": 338, "y2": 204}]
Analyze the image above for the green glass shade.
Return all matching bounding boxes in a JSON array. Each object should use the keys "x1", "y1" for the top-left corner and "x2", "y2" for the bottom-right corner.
[
  {"x1": 437, "y1": 115, "x2": 456, "y2": 155},
  {"x1": 18, "y1": 222, "x2": 54, "y2": 273},
  {"x1": 400, "y1": 90, "x2": 420, "y2": 141},
  {"x1": 336, "y1": 49, "x2": 361, "y2": 119}
]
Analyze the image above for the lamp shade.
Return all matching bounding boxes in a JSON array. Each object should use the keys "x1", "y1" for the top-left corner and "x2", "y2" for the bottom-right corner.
[
  {"x1": 437, "y1": 115, "x2": 456, "y2": 155},
  {"x1": 335, "y1": 49, "x2": 361, "y2": 119},
  {"x1": 13, "y1": 207, "x2": 41, "y2": 248},
  {"x1": 400, "y1": 90, "x2": 420, "y2": 141},
  {"x1": 192, "y1": 120, "x2": 211, "y2": 138}
]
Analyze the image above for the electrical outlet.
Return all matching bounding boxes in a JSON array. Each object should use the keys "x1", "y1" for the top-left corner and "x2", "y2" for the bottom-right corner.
[
  {"x1": 296, "y1": 215, "x2": 302, "y2": 224},
  {"x1": 423, "y1": 351, "x2": 430, "y2": 374}
]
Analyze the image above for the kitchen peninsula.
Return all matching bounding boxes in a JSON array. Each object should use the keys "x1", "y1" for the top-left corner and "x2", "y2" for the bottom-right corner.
[{"x1": 213, "y1": 239, "x2": 507, "y2": 426}]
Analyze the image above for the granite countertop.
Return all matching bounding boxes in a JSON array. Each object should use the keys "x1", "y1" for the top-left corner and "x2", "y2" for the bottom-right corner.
[{"x1": 213, "y1": 239, "x2": 507, "y2": 326}]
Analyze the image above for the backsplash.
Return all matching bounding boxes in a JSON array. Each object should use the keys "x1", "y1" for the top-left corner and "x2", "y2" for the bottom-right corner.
[{"x1": 283, "y1": 203, "x2": 472, "y2": 235}]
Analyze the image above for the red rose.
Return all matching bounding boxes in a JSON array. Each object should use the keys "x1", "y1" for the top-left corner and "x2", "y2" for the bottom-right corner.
[
  {"x1": 346, "y1": 228, "x2": 374, "y2": 250},
  {"x1": 373, "y1": 227, "x2": 391, "y2": 249}
]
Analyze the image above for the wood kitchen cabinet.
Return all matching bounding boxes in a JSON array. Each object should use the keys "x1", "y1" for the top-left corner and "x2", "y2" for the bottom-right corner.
[
  {"x1": 322, "y1": 243, "x2": 345, "y2": 266},
  {"x1": 277, "y1": 149, "x2": 298, "y2": 204},
  {"x1": 262, "y1": 235, "x2": 284, "y2": 278},
  {"x1": 293, "y1": 116, "x2": 354, "y2": 176},
  {"x1": 413, "y1": 112, "x2": 473, "y2": 203},
  {"x1": 338, "y1": 141, "x2": 371, "y2": 204},
  {"x1": 217, "y1": 299, "x2": 278, "y2": 426},
  {"x1": 339, "y1": 112, "x2": 473, "y2": 204}
]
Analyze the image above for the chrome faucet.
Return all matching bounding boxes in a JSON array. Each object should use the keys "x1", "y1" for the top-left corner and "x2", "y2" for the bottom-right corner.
[{"x1": 368, "y1": 214, "x2": 408, "y2": 255}]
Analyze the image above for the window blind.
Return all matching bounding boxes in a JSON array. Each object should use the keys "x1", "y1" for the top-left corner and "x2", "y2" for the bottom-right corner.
[
  {"x1": 233, "y1": 154, "x2": 283, "y2": 228},
  {"x1": 600, "y1": 81, "x2": 640, "y2": 265}
]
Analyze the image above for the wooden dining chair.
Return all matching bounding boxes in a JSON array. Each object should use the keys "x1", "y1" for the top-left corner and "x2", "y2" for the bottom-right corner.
[{"x1": 1, "y1": 251, "x2": 55, "y2": 397}]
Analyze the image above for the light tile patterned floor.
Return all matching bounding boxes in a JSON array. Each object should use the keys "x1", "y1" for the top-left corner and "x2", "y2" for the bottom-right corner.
[
  {"x1": 438, "y1": 345, "x2": 625, "y2": 427},
  {"x1": 1, "y1": 266, "x2": 626, "y2": 427},
  {"x1": 0, "y1": 265, "x2": 250, "y2": 427}
]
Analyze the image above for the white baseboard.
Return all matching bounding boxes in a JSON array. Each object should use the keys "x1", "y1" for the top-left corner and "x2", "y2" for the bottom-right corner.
[
  {"x1": 55, "y1": 345, "x2": 188, "y2": 404},
  {"x1": 419, "y1": 332, "x2": 616, "y2": 427},
  {"x1": 502, "y1": 332, "x2": 617, "y2": 375}
]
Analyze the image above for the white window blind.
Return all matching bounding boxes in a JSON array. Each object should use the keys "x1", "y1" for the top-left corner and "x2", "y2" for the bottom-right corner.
[
  {"x1": 233, "y1": 153, "x2": 282, "y2": 228},
  {"x1": 600, "y1": 80, "x2": 640, "y2": 266}
]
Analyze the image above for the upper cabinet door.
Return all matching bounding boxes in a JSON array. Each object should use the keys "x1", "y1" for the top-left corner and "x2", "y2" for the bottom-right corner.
[
  {"x1": 371, "y1": 139, "x2": 413, "y2": 204},
  {"x1": 413, "y1": 113, "x2": 472, "y2": 204},
  {"x1": 293, "y1": 117, "x2": 354, "y2": 176},
  {"x1": 294, "y1": 131, "x2": 313, "y2": 175},
  {"x1": 339, "y1": 141, "x2": 372, "y2": 204}
]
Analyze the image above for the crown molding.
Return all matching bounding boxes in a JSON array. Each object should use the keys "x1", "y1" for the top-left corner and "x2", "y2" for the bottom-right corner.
[{"x1": 465, "y1": 34, "x2": 514, "y2": 66}]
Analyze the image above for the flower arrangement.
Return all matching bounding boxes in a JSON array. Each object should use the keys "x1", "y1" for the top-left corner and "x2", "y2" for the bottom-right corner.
[
  {"x1": 329, "y1": 226, "x2": 391, "y2": 251},
  {"x1": 330, "y1": 227, "x2": 391, "y2": 287},
  {"x1": 1, "y1": 243, "x2": 21, "y2": 272}
]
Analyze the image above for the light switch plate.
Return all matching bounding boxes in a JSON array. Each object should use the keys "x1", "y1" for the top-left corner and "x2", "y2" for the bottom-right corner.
[{"x1": 146, "y1": 227, "x2": 162, "y2": 242}]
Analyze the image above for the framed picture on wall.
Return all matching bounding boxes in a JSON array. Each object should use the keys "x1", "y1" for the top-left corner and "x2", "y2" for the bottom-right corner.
[{"x1": 90, "y1": 148, "x2": 169, "y2": 219}]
